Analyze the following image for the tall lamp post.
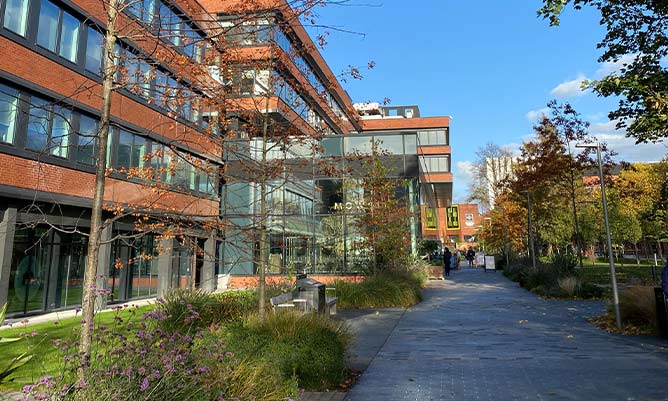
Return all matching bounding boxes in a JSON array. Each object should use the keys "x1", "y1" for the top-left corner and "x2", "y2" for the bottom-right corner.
[
  {"x1": 576, "y1": 142, "x2": 621, "y2": 329},
  {"x1": 525, "y1": 191, "x2": 537, "y2": 269}
]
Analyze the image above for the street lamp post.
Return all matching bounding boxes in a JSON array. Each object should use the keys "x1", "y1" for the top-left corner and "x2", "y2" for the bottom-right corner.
[
  {"x1": 576, "y1": 142, "x2": 621, "y2": 329},
  {"x1": 525, "y1": 191, "x2": 537, "y2": 269},
  {"x1": 502, "y1": 205, "x2": 510, "y2": 269}
]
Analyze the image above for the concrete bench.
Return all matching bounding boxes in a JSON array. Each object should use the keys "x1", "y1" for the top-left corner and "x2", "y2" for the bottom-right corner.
[
  {"x1": 270, "y1": 292, "x2": 298, "y2": 311},
  {"x1": 325, "y1": 296, "x2": 337, "y2": 316}
]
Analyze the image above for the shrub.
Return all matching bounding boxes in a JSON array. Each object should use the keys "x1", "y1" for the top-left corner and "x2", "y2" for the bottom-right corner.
[
  {"x1": 619, "y1": 286, "x2": 656, "y2": 328},
  {"x1": 335, "y1": 270, "x2": 424, "y2": 309},
  {"x1": 153, "y1": 288, "x2": 219, "y2": 334},
  {"x1": 575, "y1": 282, "x2": 606, "y2": 299},
  {"x1": 558, "y1": 276, "x2": 579, "y2": 297},
  {"x1": 209, "y1": 290, "x2": 257, "y2": 322},
  {"x1": 222, "y1": 311, "x2": 350, "y2": 391},
  {"x1": 21, "y1": 306, "x2": 300, "y2": 401}
]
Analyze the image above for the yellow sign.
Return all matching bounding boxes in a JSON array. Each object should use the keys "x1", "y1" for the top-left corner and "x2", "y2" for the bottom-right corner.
[{"x1": 446, "y1": 205, "x2": 460, "y2": 229}]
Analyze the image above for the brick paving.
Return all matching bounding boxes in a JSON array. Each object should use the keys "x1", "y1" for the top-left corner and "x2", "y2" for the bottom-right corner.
[{"x1": 343, "y1": 268, "x2": 668, "y2": 401}]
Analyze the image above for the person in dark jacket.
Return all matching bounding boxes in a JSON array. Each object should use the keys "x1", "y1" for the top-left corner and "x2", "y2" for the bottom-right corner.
[
  {"x1": 466, "y1": 247, "x2": 475, "y2": 267},
  {"x1": 443, "y1": 247, "x2": 452, "y2": 278}
]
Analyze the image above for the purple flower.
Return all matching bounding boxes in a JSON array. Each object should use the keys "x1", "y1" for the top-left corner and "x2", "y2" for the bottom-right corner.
[{"x1": 140, "y1": 378, "x2": 150, "y2": 392}]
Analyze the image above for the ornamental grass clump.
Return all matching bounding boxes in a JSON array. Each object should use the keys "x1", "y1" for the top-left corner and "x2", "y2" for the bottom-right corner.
[
  {"x1": 335, "y1": 270, "x2": 424, "y2": 309},
  {"x1": 619, "y1": 286, "x2": 656, "y2": 329},
  {"x1": 20, "y1": 304, "x2": 299, "y2": 401},
  {"x1": 222, "y1": 311, "x2": 350, "y2": 391}
]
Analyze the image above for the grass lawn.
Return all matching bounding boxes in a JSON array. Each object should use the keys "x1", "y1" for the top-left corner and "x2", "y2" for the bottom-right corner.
[
  {"x1": 576, "y1": 265, "x2": 661, "y2": 286},
  {"x1": 0, "y1": 304, "x2": 154, "y2": 392}
]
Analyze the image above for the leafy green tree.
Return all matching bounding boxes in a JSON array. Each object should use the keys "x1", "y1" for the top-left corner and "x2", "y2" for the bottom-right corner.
[
  {"x1": 538, "y1": 0, "x2": 668, "y2": 142},
  {"x1": 356, "y1": 142, "x2": 412, "y2": 273}
]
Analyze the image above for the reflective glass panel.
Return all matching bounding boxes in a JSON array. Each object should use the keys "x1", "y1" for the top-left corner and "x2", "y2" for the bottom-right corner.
[
  {"x1": 117, "y1": 130, "x2": 133, "y2": 168},
  {"x1": 0, "y1": 84, "x2": 19, "y2": 144},
  {"x1": 344, "y1": 136, "x2": 372, "y2": 155},
  {"x1": 3, "y1": 0, "x2": 29, "y2": 36},
  {"x1": 77, "y1": 114, "x2": 97, "y2": 164},
  {"x1": 375, "y1": 135, "x2": 403, "y2": 155},
  {"x1": 403, "y1": 134, "x2": 417, "y2": 154},
  {"x1": 26, "y1": 98, "x2": 50, "y2": 152},
  {"x1": 59, "y1": 10, "x2": 79, "y2": 62},
  {"x1": 37, "y1": 0, "x2": 59, "y2": 52},
  {"x1": 51, "y1": 106, "x2": 70, "y2": 158},
  {"x1": 85, "y1": 27, "x2": 103, "y2": 74}
]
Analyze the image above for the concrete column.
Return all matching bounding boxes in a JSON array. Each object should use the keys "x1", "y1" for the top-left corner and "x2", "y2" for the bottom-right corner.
[
  {"x1": 95, "y1": 224, "x2": 113, "y2": 309},
  {"x1": 156, "y1": 239, "x2": 174, "y2": 296},
  {"x1": 0, "y1": 208, "x2": 17, "y2": 308},
  {"x1": 201, "y1": 237, "x2": 216, "y2": 292}
]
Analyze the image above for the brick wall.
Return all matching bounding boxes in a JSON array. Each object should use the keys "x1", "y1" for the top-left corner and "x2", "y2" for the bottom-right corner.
[
  {"x1": 0, "y1": 153, "x2": 218, "y2": 216},
  {"x1": 0, "y1": 37, "x2": 220, "y2": 160},
  {"x1": 227, "y1": 274, "x2": 364, "y2": 289}
]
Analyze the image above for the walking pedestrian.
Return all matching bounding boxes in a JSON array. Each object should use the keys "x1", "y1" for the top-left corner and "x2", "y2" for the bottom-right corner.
[
  {"x1": 443, "y1": 247, "x2": 452, "y2": 278},
  {"x1": 466, "y1": 247, "x2": 475, "y2": 267}
]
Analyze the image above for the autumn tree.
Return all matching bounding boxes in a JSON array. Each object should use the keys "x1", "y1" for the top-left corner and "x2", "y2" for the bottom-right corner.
[
  {"x1": 509, "y1": 102, "x2": 612, "y2": 257},
  {"x1": 539, "y1": 0, "x2": 668, "y2": 142},
  {"x1": 354, "y1": 141, "x2": 413, "y2": 273}
]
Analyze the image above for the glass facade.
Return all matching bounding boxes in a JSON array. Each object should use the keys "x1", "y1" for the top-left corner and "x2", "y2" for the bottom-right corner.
[
  {"x1": 221, "y1": 132, "x2": 426, "y2": 275},
  {"x1": 108, "y1": 234, "x2": 159, "y2": 302},
  {"x1": 6, "y1": 227, "x2": 87, "y2": 315}
]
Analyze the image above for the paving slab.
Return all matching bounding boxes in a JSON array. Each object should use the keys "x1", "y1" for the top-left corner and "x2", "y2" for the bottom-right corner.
[{"x1": 344, "y1": 268, "x2": 668, "y2": 401}]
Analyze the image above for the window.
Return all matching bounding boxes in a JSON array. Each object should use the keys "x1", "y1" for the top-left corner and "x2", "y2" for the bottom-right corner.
[
  {"x1": 375, "y1": 135, "x2": 403, "y2": 155},
  {"x1": 149, "y1": 143, "x2": 165, "y2": 180},
  {"x1": 37, "y1": 0, "x2": 80, "y2": 62},
  {"x1": 76, "y1": 114, "x2": 97, "y2": 164},
  {"x1": 51, "y1": 106, "x2": 70, "y2": 157},
  {"x1": 321, "y1": 137, "x2": 342, "y2": 157},
  {"x1": 116, "y1": 129, "x2": 133, "y2": 169},
  {"x1": 59, "y1": 11, "x2": 79, "y2": 62},
  {"x1": 37, "y1": 0, "x2": 59, "y2": 51},
  {"x1": 3, "y1": 0, "x2": 29, "y2": 36},
  {"x1": 403, "y1": 134, "x2": 417, "y2": 154},
  {"x1": 344, "y1": 136, "x2": 372, "y2": 155},
  {"x1": 131, "y1": 135, "x2": 147, "y2": 168},
  {"x1": 417, "y1": 130, "x2": 448, "y2": 146},
  {"x1": 85, "y1": 28, "x2": 103, "y2": 74},
  {"x1": 26, "y1": 97, "x2": 50, "y2": 152},
  {"x1": 196, "y1": 162, "x2": 216, "y2": 195},
  {"x1": 0, "y1": 84, "x2": 19, "y2": 144},
  {"x1": 420, "y1": 156, "x2": 450, "y2": 173}
]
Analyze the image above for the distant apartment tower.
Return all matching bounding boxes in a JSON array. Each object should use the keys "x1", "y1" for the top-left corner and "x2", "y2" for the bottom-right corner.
[{"x1": 485, "y1": 156, "x2": 515, "y2": 208}]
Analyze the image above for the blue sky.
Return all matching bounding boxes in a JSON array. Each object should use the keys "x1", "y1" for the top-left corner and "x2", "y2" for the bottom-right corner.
[{"x1": 313, "y1": 0, "x2": 668, "y2": 202}]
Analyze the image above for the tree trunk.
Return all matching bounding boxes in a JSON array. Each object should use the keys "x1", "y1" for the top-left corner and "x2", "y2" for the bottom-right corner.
[
  {"x1": 78, "y1": 1, "x2": 118, "y2": 376},
  {"x1": 191, "y1": 239, "x2": 197, "y2": 290},
  {"x1": 257, "y1": 53, "x2": 274, "y2": 322}
]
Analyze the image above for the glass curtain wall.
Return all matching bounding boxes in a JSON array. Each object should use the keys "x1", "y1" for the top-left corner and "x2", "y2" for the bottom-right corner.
[
  {"x1": 221, "y1": 132, "x2": 422, "y2": 275},
  {"x1": 7, "y1": 226, "x2": 87, "y2": 315},
  {"x1": 108, "y1": 233, "x2": 158, "y2": 303}
]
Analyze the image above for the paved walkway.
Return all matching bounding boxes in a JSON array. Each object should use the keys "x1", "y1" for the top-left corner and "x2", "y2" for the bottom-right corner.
[{"x1": 344, "y1": 268, "x2": 668, "y2": 401}]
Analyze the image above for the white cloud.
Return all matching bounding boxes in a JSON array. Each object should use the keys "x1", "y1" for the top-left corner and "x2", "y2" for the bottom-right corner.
[
  {"x1": 589, "y1": 120, "x2": 667, "y2": 162},
  {"x1": 594, "y1": 54, "x2": 637, "y2": 78},
  {"x1": 526, "y1": 107, "x2": 550, "y2": 121},
  {"x1": 550, "y1": 74, "x2": 589, "y2": 98},
  {"x1": 452, "y1": 160, "x2": 475, "y2": 203}
]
